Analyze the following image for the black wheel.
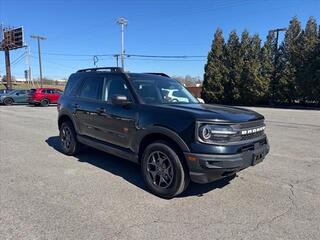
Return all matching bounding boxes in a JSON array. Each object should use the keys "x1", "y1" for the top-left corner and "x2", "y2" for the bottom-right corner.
[
  {"x1": 40, "y1": 98, "x2": 49, "y2": 107},
  {"x1": 59, "y1": 121, "x2": 81, "y2": 155},
  {"x1": 141, "y1": 141, "x2": 189, "y2": 198},
  {"x1": 3, "y1": 98, "x2": 13, "y2": 106}
]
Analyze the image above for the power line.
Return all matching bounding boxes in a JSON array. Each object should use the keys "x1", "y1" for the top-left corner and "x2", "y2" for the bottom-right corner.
[
  {"x1": 36, "y1": 51, "x2": 207, "y2": 59},
  {"x1": 127, "y1": 54, "x2": 206, "y2": 58},
  {"x1": 11, "y1": 51, "x2": 26, "y2": 65},
  {"x1": 40, "y1": 52, "x2": 114, "y2": 57},
  {"x1": 126, "y1": 57, "x2": 206, "y2": 62}
]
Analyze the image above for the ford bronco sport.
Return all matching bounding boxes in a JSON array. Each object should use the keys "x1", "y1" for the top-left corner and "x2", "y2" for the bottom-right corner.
[{"x1": 57, "y1": 67, "x2": 269, "y2": 198}]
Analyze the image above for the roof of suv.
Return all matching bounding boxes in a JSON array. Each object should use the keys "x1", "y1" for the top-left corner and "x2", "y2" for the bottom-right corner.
[{"x1": 73, "y1": 67, "x2": 170, "y2": 79}]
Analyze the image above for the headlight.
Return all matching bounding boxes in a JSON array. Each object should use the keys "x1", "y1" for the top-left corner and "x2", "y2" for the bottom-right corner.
[{"x1": 197, "y1": 123, "x2": 237, "y2": 144}]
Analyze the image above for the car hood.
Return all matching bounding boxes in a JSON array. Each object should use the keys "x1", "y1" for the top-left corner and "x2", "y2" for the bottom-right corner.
[{"x1": 163, "y1": 104, "x2": 264, "y2": 122}]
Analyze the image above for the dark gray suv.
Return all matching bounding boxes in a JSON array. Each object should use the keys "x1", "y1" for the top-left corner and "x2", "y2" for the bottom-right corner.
[{"x1": 57, "y1": 67, "x2": 270, "y2": 198}]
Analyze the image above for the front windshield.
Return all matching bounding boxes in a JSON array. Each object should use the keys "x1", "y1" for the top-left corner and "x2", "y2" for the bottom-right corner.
[{"x1": 131, "y1": 76, "x2": 199, "y2": 104}]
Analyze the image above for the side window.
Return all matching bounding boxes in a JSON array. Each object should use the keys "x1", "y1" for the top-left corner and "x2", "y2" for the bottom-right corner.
[
  {"x1": 55, "y1": 89, "x2": 63, "y2": 94},
  {"x1": 64, "y1": 75, "x2": 79, "y2": 96},
  {"x1": 172, "y1": 90, "x2": 183, "y2": 98},
  {"x1": 79, "y1": 77, "x2": 103, "y2": 100},
  {"x1": 104, "y1": 76, "x2": 131, "y2": 102}
]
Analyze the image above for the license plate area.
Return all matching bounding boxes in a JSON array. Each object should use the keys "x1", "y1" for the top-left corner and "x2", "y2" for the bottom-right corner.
[{"x1": 252, "y1": 143, "x2": 265, "y2": 166}]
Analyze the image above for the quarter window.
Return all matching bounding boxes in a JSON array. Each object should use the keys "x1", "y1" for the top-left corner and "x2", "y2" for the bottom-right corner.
[{"x1": 79, "y1": 77, "x2": 103, "y2": 100}]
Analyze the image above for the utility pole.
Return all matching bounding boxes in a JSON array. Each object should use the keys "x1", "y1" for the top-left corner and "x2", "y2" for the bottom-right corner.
[
  {"x1": 269, "y1": 28, "x2": 286, "y2": 64},
  {"x1": 269, "y1": 28, "x2": 286, "y2": 104},
  {"x1": 25, "y1": 45, "x2": 33, "y2": 86},
  {"x1": 4, "y1": 46, "x2": 12, "y2": 89},
  {"x1": 31, "y1": 35, "x2": 46, "y2": 87},
  {"x1": 116, "y1": 17, "x2": 128, "y2": 69},
  {"x1": 113, "y1": 54, "x2": 119, "y2": 67}
]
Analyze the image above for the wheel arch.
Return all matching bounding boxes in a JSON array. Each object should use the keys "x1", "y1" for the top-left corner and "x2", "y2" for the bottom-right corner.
[
  {"x1": 41, "y1": 98, "x2": 50, "y2": 103},
  {"x1": 3, "y1": 97, "x2": 14, "y2": 103},
  {"x1": 58, "y1": 114, "x2": 76, "y2": 131},
  {"x1": 136, "y1": 127, "x2": 190, "y2": 168}
]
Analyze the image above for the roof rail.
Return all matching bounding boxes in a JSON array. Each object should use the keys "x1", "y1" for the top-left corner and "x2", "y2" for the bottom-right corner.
[
  {"x1": 144, "y1": 72, "x2": 170, "y2": 78},
  {"x1": 77, "y1": 67, "x2": 124, "y2": 73}
]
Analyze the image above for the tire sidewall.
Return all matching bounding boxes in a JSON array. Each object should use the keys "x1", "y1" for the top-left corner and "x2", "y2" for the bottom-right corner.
[
  {"x1": 4, "y1": 98, "x2": 13, "y2": 105},
  {"x1": 41, "y1": 99, "x2": 49, "y2": 107},
  {"x1": 141, "y1": 141, "x2": 186, "y2": 198},
  {"x1": 59, "y1": 122, "x2": 77, "y2": 155}
]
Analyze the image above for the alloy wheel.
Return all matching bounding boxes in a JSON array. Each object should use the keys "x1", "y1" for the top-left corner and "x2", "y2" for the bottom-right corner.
[
  {"x1": 61, "y1": 126, "x2": 72, "y2": 150},
  {"x1": 147, "y1": 151, "x2": 174, "y2": 188}
]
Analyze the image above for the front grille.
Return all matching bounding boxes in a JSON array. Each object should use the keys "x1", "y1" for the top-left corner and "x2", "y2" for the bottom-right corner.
[{"x1": 241, "y1": 131, "x2": 264, "y2": 141}]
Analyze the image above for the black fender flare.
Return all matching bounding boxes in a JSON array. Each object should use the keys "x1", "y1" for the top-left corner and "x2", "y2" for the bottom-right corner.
[
  {"x1": 134, "y1": 126, "x2": 190, "y2": 154},
  {"x1": 58, "y1": 111, "x2": 79, "y2": 133}
]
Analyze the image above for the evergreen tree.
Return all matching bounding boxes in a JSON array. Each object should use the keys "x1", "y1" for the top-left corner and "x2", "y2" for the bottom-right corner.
[
  {"x1": 202, "y1": 28, "x2": 227, "y2": 103},
  {"x1": 275, "y1": 17, "x2": 302, "y2": 104},
  {"x1": 239, "y1": 32, "x2": 266, "y2": 104},
  {"x1": 303, "y1": 25, "x2": 320, "y2": 105},
  {"x1": 261, "y1": 32, "x2": 275, "y2": 103},
  {"x1": 296, "y1": 17, "x2": 318, "y2": 103},
  {"x1": 224, "y1": 31, "x2": 241, "y2": 104}
]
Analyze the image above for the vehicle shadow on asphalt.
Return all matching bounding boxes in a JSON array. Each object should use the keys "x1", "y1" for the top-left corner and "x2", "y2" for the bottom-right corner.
[{"x1": 46, "y1": 136, "x2": 233, "y2": 198}]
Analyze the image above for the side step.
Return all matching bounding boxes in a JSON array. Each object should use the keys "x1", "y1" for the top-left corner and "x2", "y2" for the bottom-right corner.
[{"x1": 77, "y1": 135, "x2": 139, "y2": 163}]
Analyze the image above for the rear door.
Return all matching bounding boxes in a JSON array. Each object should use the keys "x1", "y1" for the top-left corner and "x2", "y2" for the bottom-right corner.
[
  {"x1": 74, "y1": 76, "x2": 104, "y2": 138},
  {"x1": 45, "y1": 89, "x2": 57, "y2": 103}
]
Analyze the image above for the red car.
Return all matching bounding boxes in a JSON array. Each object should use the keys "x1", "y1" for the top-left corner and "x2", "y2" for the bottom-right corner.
[{"x1": 28, "y1": 88, "x2": 63, "y2": 107}]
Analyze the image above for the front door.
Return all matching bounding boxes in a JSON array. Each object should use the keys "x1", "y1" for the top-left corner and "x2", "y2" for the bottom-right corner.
[
  {"x1": 14, "y1": 90, "x2": 28, "y2": 103},
  {"x1": 95, "y1": 75, "x2": 137, "y2": 149}
]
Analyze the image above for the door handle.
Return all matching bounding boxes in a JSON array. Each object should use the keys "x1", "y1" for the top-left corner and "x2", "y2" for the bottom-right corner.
[
  {"x1": 96, "y1": 107, "x2": 106, "y2": 114},
  {"x1": 73, "y1": 103, "x2": 80, "y2": 109}
]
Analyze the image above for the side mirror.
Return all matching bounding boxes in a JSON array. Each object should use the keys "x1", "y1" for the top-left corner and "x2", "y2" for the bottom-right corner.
[
  {"x1": 197, "y1": 98, "x2": 205, "y2": 103},
  {"x1": 16, "y1": 93, "x2": 20, "y2": 96},
  {"x1": 112, "y1": 95, "x2": 131, "y2": 106}
]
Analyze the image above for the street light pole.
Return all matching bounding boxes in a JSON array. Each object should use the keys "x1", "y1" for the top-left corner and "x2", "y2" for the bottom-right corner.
[
  {"x1": 31, "y1": 35, "x2": 46, "y2": 87},
  {"x1": 268, "y1": 28, "x2": 286, "y2": 104},
  {"x1": 116, "y1": 17, "x2": 128, "y2": 69}
]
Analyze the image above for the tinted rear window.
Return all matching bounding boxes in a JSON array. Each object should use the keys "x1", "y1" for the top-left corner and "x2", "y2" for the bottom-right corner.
[
  {"x1": 79, "y1": 77, "x2": 103, "y2": 100},
  {"x1": 64, "y1": 75, "x2": 79, "y2": 96}
]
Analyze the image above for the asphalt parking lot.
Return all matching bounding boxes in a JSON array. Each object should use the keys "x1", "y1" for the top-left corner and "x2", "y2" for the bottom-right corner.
[{"x1": 0, "y1": 105, "x2": 319, "y2": 240}]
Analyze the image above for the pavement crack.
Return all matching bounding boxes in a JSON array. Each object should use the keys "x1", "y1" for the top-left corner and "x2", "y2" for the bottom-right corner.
[{"x1": 250, "y1": 183, "x2": 296, "y2": 233}]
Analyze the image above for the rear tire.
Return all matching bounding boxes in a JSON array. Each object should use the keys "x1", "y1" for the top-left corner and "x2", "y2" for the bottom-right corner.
[
  {"x1": 59, "y1": 121, "x2": 81, "y2": 155},
  {"x1": 141, "y1": 141, "x2": 189, "y2": 198},
  {"x1": 40, "y1": 98, "x2": 49, "y2": 107},
  {"x1": 3, "y1": 98, "x2": 13, "y2": 106}
]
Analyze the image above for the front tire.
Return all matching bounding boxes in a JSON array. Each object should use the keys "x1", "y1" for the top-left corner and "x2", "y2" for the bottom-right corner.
[
  {"x1": 3, "y1": 98, "x2": 13, "y2": 105},
  {"x1": 59, "y1": 121, "x2": 81, "y2": 155},
  {"x1": 141, "y1": 141, "x2": 189, "y2": 198}
]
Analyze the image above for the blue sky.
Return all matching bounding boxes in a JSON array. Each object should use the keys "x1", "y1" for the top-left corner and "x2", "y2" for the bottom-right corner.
[{"x1": 0, "y1": 0, "x2": 319, "y2": 80}]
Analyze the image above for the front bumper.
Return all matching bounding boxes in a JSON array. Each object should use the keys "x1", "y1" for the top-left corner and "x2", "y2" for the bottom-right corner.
[{"x1": 185, "y1": 140, "x2": 270, "y2": 184}]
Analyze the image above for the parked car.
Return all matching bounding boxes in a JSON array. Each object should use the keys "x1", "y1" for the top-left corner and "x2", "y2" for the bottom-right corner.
[
  {"x1": 0, "y1": 89, "x2": 31, "y2": 105},
  {"x1": 0, "y1": 89, "x2": 14, "y2": 96},
  {"x1": 57, "y1": 67, "x2": 270, "y2": 198},
  {"x1": 28, "y1": 88, "x2": 63, "y2": 107}
]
